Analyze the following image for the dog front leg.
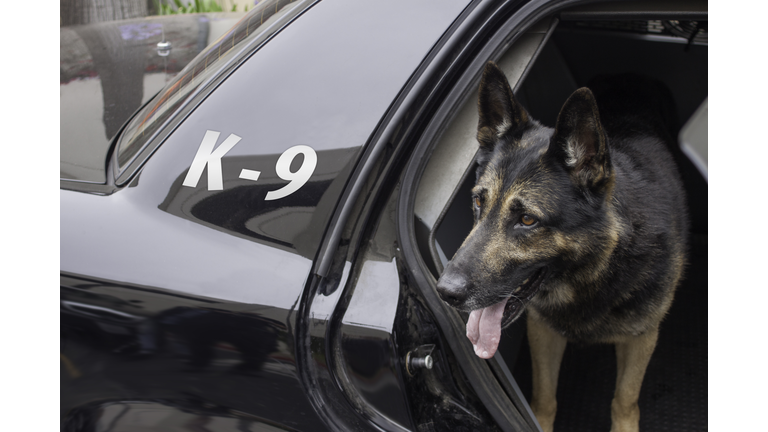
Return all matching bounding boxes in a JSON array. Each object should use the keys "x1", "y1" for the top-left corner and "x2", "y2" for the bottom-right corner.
[
  {"x1": 610, "y1": 328, "x2": 658, "y2": 432},
  {"x1": 528, "y1": 311, "x2": 567, "y2": 432}
]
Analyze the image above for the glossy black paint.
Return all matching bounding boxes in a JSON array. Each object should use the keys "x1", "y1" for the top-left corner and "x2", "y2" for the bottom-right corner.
[
  {"x1": 62, "y1": 0, "x2": 706, "y2": 430},
  {"x1": 61, "y1": 0, "x2": 479, "y2": 430},
  {"x1": 61, "y1": 274, "x2": 320, "y2": 429}
]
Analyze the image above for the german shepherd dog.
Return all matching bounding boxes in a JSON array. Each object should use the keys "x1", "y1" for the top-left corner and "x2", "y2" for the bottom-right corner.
[{"x1": 436, "y1": 62, "x2": 687, "y2": 432}]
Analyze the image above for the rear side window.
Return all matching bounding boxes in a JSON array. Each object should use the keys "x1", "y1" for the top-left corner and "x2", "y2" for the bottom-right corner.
[{"x1": 115, "y1": 0, "x2": 311, "y2": 180}]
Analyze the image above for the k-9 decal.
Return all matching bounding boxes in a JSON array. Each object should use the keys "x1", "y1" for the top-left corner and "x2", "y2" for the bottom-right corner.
[{"x1": 182, "y1": 130, "x2": 317, "y2": 201}]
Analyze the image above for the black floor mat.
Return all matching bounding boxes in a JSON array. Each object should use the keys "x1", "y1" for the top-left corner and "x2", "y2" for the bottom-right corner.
[{"x1": 510, "y1": 242, "x2": 708, "y2": 431}]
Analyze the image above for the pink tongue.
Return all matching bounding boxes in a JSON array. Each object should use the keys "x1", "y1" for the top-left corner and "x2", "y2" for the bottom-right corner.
[{"x1": 466, "y1": 298, "x2": 508, "y2": 359}]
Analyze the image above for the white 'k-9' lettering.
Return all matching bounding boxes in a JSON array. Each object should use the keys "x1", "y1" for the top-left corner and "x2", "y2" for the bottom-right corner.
[
  {"x1": 182, "y1": 130, "x2": 244, "y2": 190},
  {"x1": 182, "y1": 131, "x2": 318, "y2": 199}
]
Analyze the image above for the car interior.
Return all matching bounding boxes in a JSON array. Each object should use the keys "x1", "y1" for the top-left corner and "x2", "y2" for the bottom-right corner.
[{"x1": 412, "y1": 2, "x2": 707, "y2": 430}]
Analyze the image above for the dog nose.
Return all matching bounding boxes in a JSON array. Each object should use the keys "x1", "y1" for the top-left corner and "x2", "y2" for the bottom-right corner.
[{"x1": 436, "y1": 274, "x2": 469, "y2": 307}]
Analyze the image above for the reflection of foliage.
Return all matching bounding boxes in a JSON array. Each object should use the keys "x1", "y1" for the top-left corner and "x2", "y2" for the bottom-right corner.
[{"x1": 154, "y1": 0, "x2": 249, "y2": 15}]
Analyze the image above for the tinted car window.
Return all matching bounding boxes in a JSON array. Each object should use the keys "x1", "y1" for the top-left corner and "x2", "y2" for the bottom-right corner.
[
  {"x1": 116, "y1": 0, "x2": 309, "y2": 177},
  {"x1": 60, "y1": 13, "x2": 245, "y2": 184}
]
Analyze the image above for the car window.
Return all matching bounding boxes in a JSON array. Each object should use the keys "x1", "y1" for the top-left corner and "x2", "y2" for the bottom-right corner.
[
  {"x1": 60, "y1": 13, "x2": 248, "y2": 185},
  {"x1": 115, "y1": 0, "x2": 311, "y2": 179}
]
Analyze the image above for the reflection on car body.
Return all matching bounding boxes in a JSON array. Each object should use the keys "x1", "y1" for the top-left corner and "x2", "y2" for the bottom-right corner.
[{"x1": 61, "y1": 0, "x2": 707, "y2": 430}]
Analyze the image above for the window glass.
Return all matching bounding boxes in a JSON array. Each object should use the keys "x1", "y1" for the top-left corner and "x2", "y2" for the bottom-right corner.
[{"x1": 116, "y1": 0, "x2": 308, "y2": 173}]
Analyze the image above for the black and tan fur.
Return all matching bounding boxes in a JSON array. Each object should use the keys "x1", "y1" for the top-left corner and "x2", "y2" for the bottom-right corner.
[{"x1": 436, "y1": 62, "x2": 687, "y2": 432}]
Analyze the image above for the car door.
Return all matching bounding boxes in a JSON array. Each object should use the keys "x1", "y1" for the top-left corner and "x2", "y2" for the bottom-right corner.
[{"x1": 304, "y1": 1, "x2": 556, "y2": 430}]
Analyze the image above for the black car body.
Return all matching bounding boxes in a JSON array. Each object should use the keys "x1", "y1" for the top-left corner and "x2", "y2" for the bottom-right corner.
[{"x1": 61, "y1": 0, "x2": 707, "y2": 430}]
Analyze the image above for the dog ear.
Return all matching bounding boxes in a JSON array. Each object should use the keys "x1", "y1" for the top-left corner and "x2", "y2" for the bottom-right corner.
[
  {"x1": 476, "y1": 61, "x2": 529, "y2": 149},
  {"x1": 550, "y1": 88, "x2": 612, "y2": 192}
]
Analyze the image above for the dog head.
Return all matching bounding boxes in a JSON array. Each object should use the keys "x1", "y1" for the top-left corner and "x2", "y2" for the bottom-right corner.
[{"x1": 435, "y1": 61, "x2": 614, "y2": 358}]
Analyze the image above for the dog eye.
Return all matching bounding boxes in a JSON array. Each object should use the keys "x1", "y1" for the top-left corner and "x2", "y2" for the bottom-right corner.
[
  {"x1": 473, "y1": 196, "x2": 482, "y2": 208},
  {"x1": 521, "y1": 215, "x2": 537, "y2": 226}
]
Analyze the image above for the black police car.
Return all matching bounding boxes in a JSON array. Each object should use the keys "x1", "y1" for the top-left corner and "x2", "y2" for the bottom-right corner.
[{"x1": 61, "y1": 0, "x2": 707, "y2": 430}]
